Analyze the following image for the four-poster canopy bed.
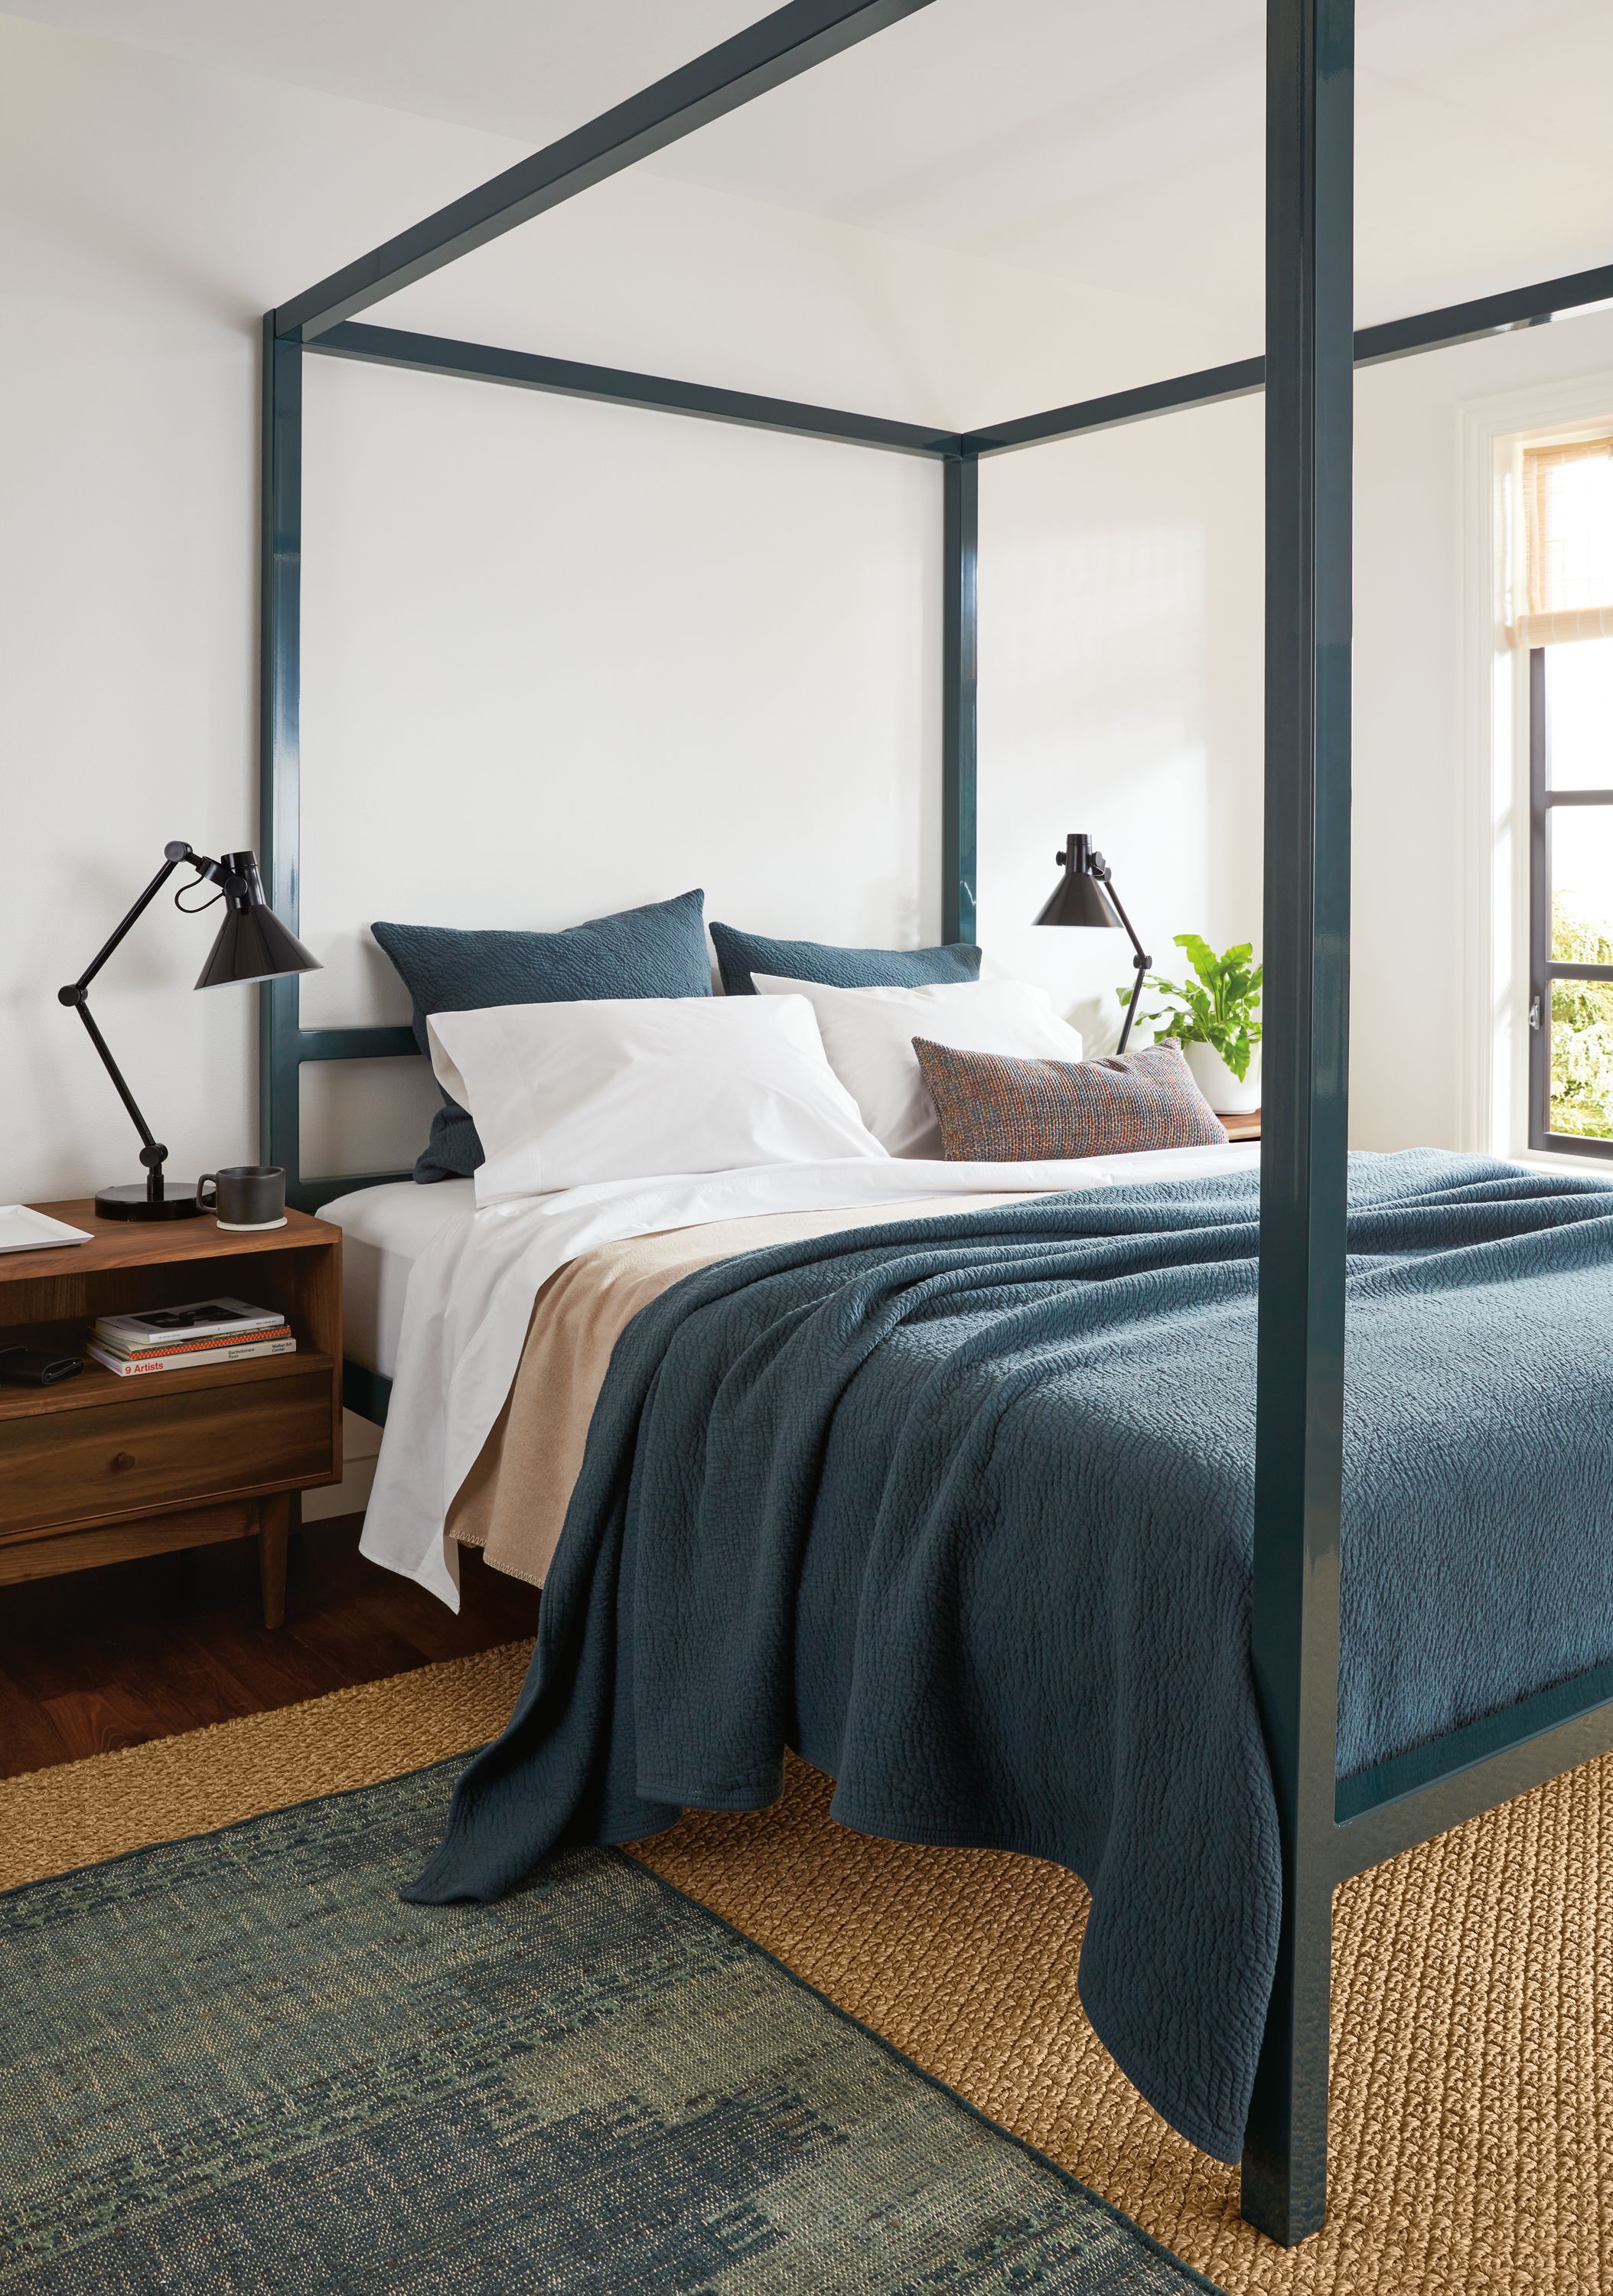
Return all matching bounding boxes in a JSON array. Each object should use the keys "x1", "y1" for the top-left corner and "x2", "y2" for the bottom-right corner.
[{"x1": 258, "y1": 0, "x2": 1613, "y2": 2245}]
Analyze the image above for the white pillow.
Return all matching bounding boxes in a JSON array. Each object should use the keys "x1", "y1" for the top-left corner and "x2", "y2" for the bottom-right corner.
[
  {"x1": 750, "y1": 974, "x2": 1086, "y2": 1158},
  {"x1": 426, "y1": 994, "x2": 888, "y2": 1202}
]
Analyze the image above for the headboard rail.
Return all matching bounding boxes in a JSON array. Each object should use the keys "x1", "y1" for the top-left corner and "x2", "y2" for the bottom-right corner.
[{"x1": 272, "y1": 1019, "x2": 421, "y2": 1213}]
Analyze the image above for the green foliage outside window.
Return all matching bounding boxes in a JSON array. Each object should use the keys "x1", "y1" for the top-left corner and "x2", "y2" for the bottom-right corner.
[{"x1": 1550, "y1": 897, "x2": 1613, "y2": 1140}]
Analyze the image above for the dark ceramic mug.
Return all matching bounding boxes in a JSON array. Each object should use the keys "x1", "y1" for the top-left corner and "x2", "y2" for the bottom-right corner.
[{"x1": 197, "y1": 1165, "x2": 286, "y2": 1230}]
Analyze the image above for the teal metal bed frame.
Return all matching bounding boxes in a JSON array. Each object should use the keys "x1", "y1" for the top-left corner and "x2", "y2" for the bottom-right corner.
[{"x1": 259, "y1": 0, "x2": 1613, "y2": 2244}]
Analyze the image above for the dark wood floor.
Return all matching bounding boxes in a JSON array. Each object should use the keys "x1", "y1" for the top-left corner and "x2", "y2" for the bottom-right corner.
[{"x1": 0, "y1": 1516, "x2": 542, "y2": 1781}]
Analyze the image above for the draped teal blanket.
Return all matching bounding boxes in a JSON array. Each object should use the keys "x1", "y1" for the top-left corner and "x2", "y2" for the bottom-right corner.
[{"x1": 410, "y1": 1152, "x2": 1613, "y2": 2162}]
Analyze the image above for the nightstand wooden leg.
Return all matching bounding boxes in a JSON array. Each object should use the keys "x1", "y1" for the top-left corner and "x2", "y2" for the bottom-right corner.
[{"x1": 258, "y1": 1494, "x2": 293, "y2": 1629}]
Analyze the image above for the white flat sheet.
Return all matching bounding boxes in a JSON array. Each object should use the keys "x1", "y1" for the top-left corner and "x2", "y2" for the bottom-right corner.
[
  {"x1": 321, "y1": 1179, "x2": 475, "y2": 1380},
  {"x1": 357, "y1": 1144, "x2": 1260, "y2": 1610}
]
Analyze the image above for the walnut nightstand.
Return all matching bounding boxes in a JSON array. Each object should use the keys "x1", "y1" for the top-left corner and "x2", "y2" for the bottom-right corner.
[
  {"x1": 0, "y1": 1203, "x2": 342, "y2": 1628},
  {"x1": 1221, "y1": 1109, "x2": 1262, "y2": 1142}
]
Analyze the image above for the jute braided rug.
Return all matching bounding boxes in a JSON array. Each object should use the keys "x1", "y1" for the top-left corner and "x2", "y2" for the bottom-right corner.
[{"x1": 5, "y1": 1639, "x2": 1611, "y2": 2294}]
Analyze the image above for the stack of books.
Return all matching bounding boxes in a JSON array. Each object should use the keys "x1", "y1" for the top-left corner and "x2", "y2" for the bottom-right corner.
[{"x1": 88, "y1": 1297, "x2": 295, "y2": 1378}]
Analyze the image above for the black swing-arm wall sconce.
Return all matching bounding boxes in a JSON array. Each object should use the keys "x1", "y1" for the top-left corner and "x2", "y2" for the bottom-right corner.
[
  {"x1": 1033, "y1": 832, "x2": 1152, "y2": 1054},
  {"x1": 57, "y1": 841, "x2": 318, "y2": 1221}
]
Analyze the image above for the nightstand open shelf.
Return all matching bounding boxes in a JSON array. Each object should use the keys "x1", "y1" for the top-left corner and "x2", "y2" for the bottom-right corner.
[
  {"x1": 0, "y1": 1202, "x2": 343, "y2": 1626},
  {"x1": 0, "y1": 1345, "x2": 334, "y2": 1420}
]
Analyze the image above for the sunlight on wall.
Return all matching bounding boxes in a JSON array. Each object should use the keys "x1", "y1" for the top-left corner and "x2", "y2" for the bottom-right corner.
[{"x1": 976, "y1": 399, "x2": 1264, "y2": 1055}]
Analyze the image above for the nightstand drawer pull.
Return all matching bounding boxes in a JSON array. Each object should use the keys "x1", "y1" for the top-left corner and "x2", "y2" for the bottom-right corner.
[{"x1": 109, "y1": 1451, "x2": 136, "y2": 1473}]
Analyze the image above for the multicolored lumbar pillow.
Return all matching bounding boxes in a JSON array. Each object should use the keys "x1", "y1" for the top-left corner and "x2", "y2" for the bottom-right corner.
[{"x1": 911, "y1": 1037, "x2": 1229, "y2": 1161}]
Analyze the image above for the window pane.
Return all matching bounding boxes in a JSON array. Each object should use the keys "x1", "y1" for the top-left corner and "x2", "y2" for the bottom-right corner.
[
  {"x1": 1549, "y1": 804, "x2": 1613, "y2": 961},
  {"x1": 1546, "y1": 638, "x2": 1613, "y2": 789},
  {"x1": 1549, "y1": 978, "x2": 1613, "y2": 1140}
]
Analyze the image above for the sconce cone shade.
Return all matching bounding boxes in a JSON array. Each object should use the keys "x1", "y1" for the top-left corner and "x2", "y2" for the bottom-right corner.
[{"x1": 194, "y1": 851, "x2": 321, "y2": 988}]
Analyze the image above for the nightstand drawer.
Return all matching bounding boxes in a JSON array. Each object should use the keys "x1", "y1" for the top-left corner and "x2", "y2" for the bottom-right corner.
[{"x1": 0, "y1": 1368, "x2": 335, "y2": 1536}]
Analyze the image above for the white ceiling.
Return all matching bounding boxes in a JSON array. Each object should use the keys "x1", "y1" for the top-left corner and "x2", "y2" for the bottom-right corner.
[{"x1": 7, "y1": 0, "x2": 1611, "y2": 344}]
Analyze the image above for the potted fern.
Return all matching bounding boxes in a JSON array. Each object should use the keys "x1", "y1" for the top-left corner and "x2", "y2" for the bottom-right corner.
[{"x1": 1126, "y1": 934, "x2": 1263, "y2": 1114}]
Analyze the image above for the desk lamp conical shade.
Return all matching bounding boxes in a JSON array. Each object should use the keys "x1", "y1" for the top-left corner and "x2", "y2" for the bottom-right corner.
[
  {"x1": 1035, "y1": 834, "x2": 1126, "y2": 928},
  {"x1": 1033, "y1": 832, "x2": 1152, "y2": 1052},
  {"x1": 195, "y1": 853, "x2": 319, "y2": 988}
]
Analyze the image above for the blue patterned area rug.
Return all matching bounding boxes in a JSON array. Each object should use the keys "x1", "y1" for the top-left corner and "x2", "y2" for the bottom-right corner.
[{"x1": 2, "y1": 1756, "x2": 1220, "y2": 2294}]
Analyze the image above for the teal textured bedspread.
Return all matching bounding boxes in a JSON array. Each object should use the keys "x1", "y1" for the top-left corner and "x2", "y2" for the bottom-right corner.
[{"x1": 409, "y1": 1152, "x2": 1613, "y2": 2162}]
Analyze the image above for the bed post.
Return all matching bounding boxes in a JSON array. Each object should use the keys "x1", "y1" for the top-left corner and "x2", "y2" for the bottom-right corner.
[
  {"x1": 942, "y1": 446, "x2": 978, "y2": 946},
  {"x1": 1240, "y1": 0, "x2": 1354, "y2": 2246},
  {"x1": 259, "y1": 317, "x2": 305, "y2": 1199}
]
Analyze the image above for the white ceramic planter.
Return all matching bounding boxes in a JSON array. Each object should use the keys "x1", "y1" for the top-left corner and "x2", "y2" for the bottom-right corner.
[{"x1": 1184, "y1": 1039, "x2": 1262, "y2": 1116}]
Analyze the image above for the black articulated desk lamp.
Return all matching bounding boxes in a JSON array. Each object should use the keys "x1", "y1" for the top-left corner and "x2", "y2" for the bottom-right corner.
[
  {"x1": 1035, "y1": 833, "x2": 1152, "y2": 1054},
  {"x1": 58, "y1": 841, "x2": 319, "y2": 1221}
]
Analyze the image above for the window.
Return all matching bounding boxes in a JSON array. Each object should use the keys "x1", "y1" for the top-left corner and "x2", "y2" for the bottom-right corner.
[
  {"x1": 1520, "y1": 434, "x2": 1613, "y2": 1159},
  {"x1": 1530, "y1": 642, "x2": 1613, "y2": 1155}
]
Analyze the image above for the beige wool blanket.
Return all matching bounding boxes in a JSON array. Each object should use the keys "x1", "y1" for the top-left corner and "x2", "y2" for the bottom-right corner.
[{"x1": 447, "y1": 1195, "x2": 1014, "y2": 1586}]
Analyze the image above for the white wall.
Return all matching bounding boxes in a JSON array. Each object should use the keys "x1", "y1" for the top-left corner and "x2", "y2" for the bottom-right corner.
[
  {"x1": 977, "y1": 396, "x2": 1266, "y2": 1054},
  {"x1": 986, "y1": 311, "x2": 1613, "y2": 1152},
  {"x1": 976, "y1": 313, "x2": 1613, "y2": 1149},
  {"x1": 12, "y1": 3, "x2": 1600, "y2": 1233},
  {"x1": 0, "y1": 10, "x2": 1215, "y2": 1214},
  {"x1": 293, "y1": 358, "x2": 938, "y2": 1174}
]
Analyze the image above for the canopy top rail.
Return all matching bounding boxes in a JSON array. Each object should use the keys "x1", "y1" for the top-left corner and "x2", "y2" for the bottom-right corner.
[
  {"x1": 291, "y1": 263, "x2": 1613, "y2": 470},
  {"x1": 274, "y1": 0, "x2": 1613, "y2": 456},
  {"x1": 970, "y1": 263, "x2": 1613, "y2": 455},
  {"x1": 274, "y1": 0, "x2": 935, "y2": 343}
]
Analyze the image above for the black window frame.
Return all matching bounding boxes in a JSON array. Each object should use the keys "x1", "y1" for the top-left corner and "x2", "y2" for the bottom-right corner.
[{"x1": 1528, "y1": 642, "x2": 1613, "y2": 1161}]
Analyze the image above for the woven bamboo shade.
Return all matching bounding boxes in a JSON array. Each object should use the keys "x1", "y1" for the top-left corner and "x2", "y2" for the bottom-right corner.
[{"x1": 1515, "y1": 431, "x2": 1613, "y2": 645}]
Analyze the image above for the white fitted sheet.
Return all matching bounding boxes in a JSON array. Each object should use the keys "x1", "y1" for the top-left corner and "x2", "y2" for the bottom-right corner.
[{"x1": 321, "y1": 1179, "x2": 475, "y2": 1379}]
